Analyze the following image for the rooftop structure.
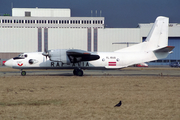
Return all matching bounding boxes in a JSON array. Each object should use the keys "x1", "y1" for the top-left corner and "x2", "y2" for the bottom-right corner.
[
  {"x1": 12, "y1": 8, "x2": 71, "y2": 17},
  {"x1": 0, "y1": 8, "x2": 104, "y2": 28}
]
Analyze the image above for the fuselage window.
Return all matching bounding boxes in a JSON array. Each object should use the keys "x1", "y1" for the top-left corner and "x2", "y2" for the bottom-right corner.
[
  {"x1": 102, "y1": 58, "x2": 105, "y2": 61},
  {"x1": 116, "y1": 58, "x2": 120, "y2": 62},
  {"x1": 24, "y1": 54, "x2": 28, "y2": 58}
]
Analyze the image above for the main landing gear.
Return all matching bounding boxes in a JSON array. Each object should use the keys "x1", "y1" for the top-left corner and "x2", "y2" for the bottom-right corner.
[
  {"x1": 73, "y1": 68, "x2": 83, "y2": 76},
  {"x1": 20, "y1": 70, "x2": 26, "y2": 76}
]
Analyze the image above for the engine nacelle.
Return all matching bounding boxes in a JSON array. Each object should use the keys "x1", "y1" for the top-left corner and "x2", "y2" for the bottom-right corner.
[{"x1": 48, "y1": 49, "x2": 71, "y2": 64}]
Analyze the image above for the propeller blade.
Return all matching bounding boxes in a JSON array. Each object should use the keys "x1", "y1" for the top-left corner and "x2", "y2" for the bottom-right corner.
[{"x1": 42, "y1": 48, "x2": 50, "y2": 60}]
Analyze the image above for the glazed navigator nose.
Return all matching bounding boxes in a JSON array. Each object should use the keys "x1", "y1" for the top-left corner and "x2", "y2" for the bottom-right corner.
[{"x1": 4, "y1": 59, "x2": 13, "y2": 67}]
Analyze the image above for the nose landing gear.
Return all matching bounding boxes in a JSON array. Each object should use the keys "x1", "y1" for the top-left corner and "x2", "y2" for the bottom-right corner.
[{"x1": 20, "y1": 70, "x2": 26, "y2": 76}]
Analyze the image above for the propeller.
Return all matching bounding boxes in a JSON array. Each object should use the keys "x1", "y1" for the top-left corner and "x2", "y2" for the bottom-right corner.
[{"x1": 42, "y1": 48, "x2": 50, "y2": 60}]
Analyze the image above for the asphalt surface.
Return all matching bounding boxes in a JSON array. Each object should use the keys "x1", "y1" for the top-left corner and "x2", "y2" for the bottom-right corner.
[{"x1": 0, "y1": 66, "x2": 180, "y2": 77}]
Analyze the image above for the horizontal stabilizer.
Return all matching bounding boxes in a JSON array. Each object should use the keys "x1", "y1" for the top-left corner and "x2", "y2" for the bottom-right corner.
[{"x1": 154, "y1": 46, "x2": 175, "y2": 52}]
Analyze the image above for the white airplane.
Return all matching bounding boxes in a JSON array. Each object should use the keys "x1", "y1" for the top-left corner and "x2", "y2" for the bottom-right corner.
[{"x1": 5, "y1": 16, "x2": 174, "y2": 76}]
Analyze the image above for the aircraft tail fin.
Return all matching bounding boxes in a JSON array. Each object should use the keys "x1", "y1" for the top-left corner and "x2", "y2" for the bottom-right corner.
[{"x1": 115, "y1": 16, "x2": 169, "y2": 52}]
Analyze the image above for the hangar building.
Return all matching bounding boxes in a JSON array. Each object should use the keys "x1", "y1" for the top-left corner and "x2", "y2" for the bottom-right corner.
[{"x1": 0, "y1": 8, "x2": 180, "y2": 66}]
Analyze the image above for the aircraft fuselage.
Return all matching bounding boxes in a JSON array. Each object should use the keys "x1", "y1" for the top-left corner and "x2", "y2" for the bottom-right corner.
[{"x1": 5, "y1": 51, "x2": 157, "y2": 70}]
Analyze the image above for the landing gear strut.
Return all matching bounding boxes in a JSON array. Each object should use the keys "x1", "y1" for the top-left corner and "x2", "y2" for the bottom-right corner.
[
  {"x1": 73, "y1": 68, "x2": 83, "y2": 76},
  {"x1": 20, "y1": 70, "x2": 26, "y2": 76}
]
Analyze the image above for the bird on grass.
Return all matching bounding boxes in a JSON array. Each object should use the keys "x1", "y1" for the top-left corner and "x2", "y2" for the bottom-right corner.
[{"x1": 114, "y1": 101, "x2": 122, "y2": 107}]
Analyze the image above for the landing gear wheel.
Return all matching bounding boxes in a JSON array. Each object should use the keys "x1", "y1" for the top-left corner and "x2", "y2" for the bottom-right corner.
[
  {"x1": 77, "y1": 69, "x2": 83, "y2": 76},
  {"x1": 73, "y1": 69, "x2": 83, "y2": 76},
  {"x1": 21, "y1": 71, "x2": 26, "y2": 76}
]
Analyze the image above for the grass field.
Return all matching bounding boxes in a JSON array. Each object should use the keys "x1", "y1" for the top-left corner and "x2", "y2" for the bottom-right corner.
[{"x1": 0, "y1": 75, "x2": 180, "y2": 120}]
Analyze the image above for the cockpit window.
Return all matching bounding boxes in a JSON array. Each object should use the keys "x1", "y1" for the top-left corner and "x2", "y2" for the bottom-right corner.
[
  {"x1": 18, "y1": 54, "x2": 28, "y2": 58},
  {"x1": 13, "y1": 54, "x2": 28, "y2": 60}
]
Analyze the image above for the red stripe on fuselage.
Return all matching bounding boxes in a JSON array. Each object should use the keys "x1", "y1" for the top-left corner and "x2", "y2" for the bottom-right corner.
[{"x1": 108, "y1": 62, "x2": 116, "y2": 66}]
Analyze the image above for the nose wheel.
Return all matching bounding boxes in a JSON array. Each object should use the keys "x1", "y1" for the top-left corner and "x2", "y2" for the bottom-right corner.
[
  {"x1": 73, "y1": 68, "x2": 83, "y2": 76},
  {"x1": 21, "y1": 70, "x2": 26, "y2": 76}
]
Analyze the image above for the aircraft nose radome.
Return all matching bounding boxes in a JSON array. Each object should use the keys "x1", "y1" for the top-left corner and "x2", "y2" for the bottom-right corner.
[{"x1": 5, "y1": 59, "x2": 13, "y2": 67}]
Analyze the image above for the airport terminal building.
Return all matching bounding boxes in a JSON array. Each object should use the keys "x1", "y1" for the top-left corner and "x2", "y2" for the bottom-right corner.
[{"x1": 0, "y1": 8, "x2": 180, "y2": 65}]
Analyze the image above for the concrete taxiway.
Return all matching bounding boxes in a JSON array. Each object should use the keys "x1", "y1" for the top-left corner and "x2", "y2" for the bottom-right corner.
[{"x1": 0, "y1": 66, "x2": 180, "y2": 77}]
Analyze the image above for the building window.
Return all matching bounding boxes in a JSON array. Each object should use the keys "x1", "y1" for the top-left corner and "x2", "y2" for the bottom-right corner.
[
  {"x1": 164, "y1": 60, "x2": 169, "y2": 62},
  {"x1": 38, "y1": 28, "x2": 42, "y2": 52},
  {"x1": 25, "y1": 12, "x2": 31, "y2": 17},
  {"x1": 157, "y1": 60, "x2": 162, "y2": 63},
  {"x1": 170, "y1": 60, "x2": 176, "y2": 62},
  {"x1": 93, "y1": 20, "x2": 97, "y2": 24},
  {"x1": 44, "y1": 28, "x2": 48, "y2": 51},
  {"x1": 48, "y1": 20, "x2": 53, "y2": 24},
  {"x1": 94, "y1": 28, "x2": 98, "y2": 52},
  {"x1": 87, "y1": 28, "x2": 91, "y2": 51}
]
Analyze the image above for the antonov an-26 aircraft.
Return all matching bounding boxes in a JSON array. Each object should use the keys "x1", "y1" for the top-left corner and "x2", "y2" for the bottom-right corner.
[{"x1": 5, "y1": 16, "x2": 174, "y2": 76}]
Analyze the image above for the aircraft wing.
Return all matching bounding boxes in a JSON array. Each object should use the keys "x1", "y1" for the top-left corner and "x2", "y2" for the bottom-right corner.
[{"x1": 66, "y1": 49, "x2": 100, "y2": 63}]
